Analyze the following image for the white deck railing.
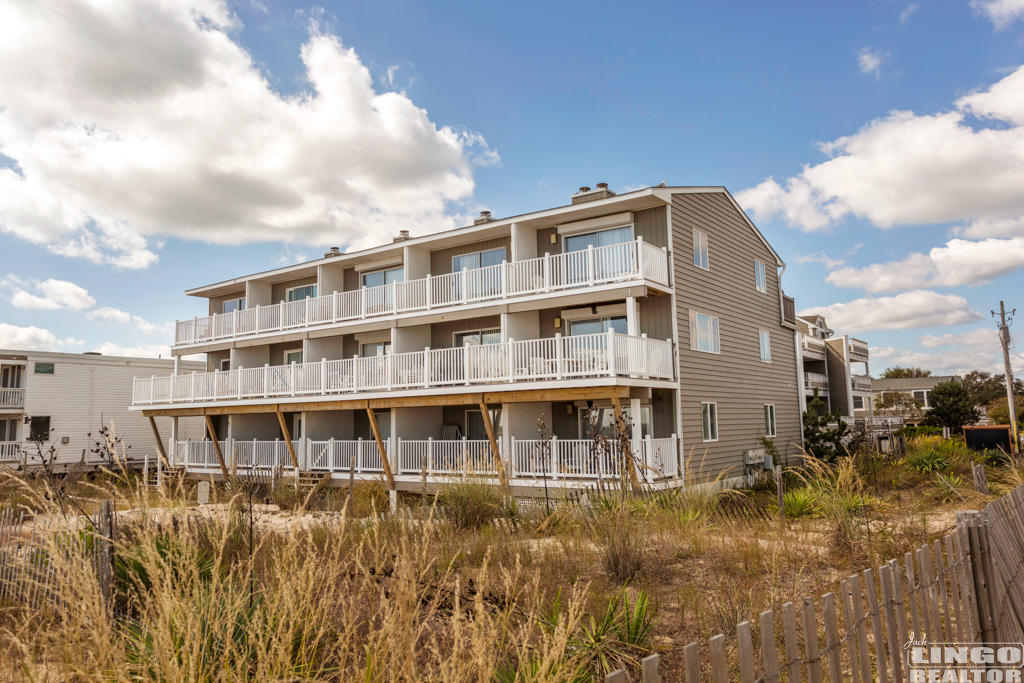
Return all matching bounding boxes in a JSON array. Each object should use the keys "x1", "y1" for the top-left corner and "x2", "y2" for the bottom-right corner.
[
  {"x1": 0, "y1": 388, "x2": 24, "y2": 409},
  {"x1": 849, "y1": 339, "x2": 869, "y2": 357},
  {"x1": 170, "y1": 435, "x2": 679, "y2": 481},
  {"x1": 852, "y1": 374, "x2": 872, "y2": 391},
  {"x1": 0, "y1": 442, "x2": 20, "y2": 462},
  {"x1": 801, "y1": 336, "x2": 826, "y2": 356},
  {"x1": 134, "y1": 332, "x2": 675, "y2": 406},
  {"x1": 175, "y1": 239, "x2": 670, "y2": 345},
  {"x1": 804, "y1": 371, "x2": 829, "y2": 391}
]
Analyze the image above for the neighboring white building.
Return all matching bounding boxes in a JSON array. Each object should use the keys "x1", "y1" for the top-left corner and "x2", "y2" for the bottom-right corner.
[{"x1": 0, "y1": 350, "x2": 205, "y2": 470}]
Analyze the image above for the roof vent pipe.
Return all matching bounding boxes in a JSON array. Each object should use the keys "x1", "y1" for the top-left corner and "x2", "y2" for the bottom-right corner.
[
  {"x1": 324, "y1": 246, "x2": 341, "y2": 257},
  {"x1": 393, "y1": 229, "x2": 411, "y2": 243},
  {"x1": 473, "y1": 210, "x2": 494, "y2": 225}
]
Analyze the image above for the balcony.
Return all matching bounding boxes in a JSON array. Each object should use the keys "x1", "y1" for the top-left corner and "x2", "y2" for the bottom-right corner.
[
  {"x1": 135, "y1": 332, "x2": 676, "y2": 407},
  {"x1": 849, "y1": 338, "x2": 869, "y2": 360},
  {"x1": 0, "y1": 442, "x2": 20, "y2": 462},
  {"x1": 782, "y1": 295, "x2": 796, "y2": 326},
  {"x1": 174, "y1": 239, "x2": 670, "y2": 346},
  {"x1": 171, "y1": 435, "x2": 680, "y2": 482},
  {"x1": 801, "y1": 336, "x2": 826, "y2": 360},
  {"x1": 804, "y1": 371, "x2": 829, "y2": 393},
  {"x1": 852, "y1": 374, "x2": 872, "y2": 392},
  {"x1": 0, "y1": 388, "x2": 24, "y2": 409}
]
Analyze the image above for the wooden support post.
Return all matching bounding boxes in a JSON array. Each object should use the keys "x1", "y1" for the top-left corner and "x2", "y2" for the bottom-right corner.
[
  {"x1": 203, "y1": 415, "x2": 230, "y2": 479},
  {"x1": 275, "y1": 411, "x2": 301, "y2": 470},
  {"x1": 478, "y1": 401, "x2": 508, "y2": 488},
  {"x1": 610, "y1": 396, "x2": 642, "y2": 493},
  {"x1": 147, "y1": 416, "x2": 173, "y2": 472},
  {"x1": 366, "y1": 406, "x2": 396, "y2": 490}
]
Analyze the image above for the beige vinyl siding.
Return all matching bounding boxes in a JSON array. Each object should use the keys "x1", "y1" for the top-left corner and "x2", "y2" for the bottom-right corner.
[
  {"x1": 430, "y1": 237, "x2": 511, "y2": 276},
  {"x1": 21, "y1": 355, "x2": 205, "y2": 466},
  {"x1": 271, "y1": 277, "x2": 317, "y2": 304},
  {"x1": 537, "y1": 228, "x2": 560, "y2": 256},
  {"x1": 671, "y1": 192, "x2": 802, "y2": 481},
  {"x1": 343, "y1": 268, "x2": 359, "y2": 292},
  {"x1": 632, "y1": 206, "x2": 668, "y2": 248},
  {"x1": 430, "y1": 316, "x2": 501, "y2": 349},
  {"x1": 639, "y1": 295, "x2": 673, "y2": 340},
  {"x1": 825, "y1": 338, "x2": 850, "y2": 416}
]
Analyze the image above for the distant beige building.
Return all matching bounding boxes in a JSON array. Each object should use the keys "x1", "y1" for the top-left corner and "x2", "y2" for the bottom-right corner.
[
  {"x1": 795, "y1": 315, "x2": 873, "y2": 418},
  {"x1": 131, "y1": 184, "x2": 806, "y2": 489},
  {"x1": 1, "y1": 350, "x2": 205, "y2": 469},
  {"x1": 871, "y1": 375, "x2": 961, "y2": 425}
]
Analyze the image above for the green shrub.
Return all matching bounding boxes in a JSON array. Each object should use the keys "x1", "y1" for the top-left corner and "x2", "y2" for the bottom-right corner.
[
  {"x1": 896, "y1": 425, "x2": 943, "y2": 438},
  {"x1": 783, "y1": 488, "x2": 815, "y2": 518},
  {"x1": 904, "y1": 448, "x2": 951, "y2": 473}
]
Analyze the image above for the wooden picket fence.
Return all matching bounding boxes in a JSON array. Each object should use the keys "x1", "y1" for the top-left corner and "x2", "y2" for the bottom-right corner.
[
  {"x1": 605, "y1": 485, "x2": 1024, "y2": 681},
  {"x1": 0, "y1": 502, "x2": 113, "y2": 609}
]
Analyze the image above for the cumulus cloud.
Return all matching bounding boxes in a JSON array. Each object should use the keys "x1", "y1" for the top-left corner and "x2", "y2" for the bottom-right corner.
[
  {"x1": 971, "y1": 0, "x2": 1024, "y2": 28},
  {"x1": 798, "y1": 290, "x2": 982, "y2": 332},
  {"x1": 2, "y1": 276, "x2": 95, "y2": 310},
  {"x1": 825, "y1": 237, "x2": 1024, "y2": 292},
  {"x1": 86, "y1": 306, "x2": 173, "y2": 336},
  {"x1": 0, "y1": 323, "x2": 78, "y2": 350},
  {"x1": 858, "y1": 48, "x2": 886, "y2": 78},
  {"x1": 89, "y1": 342, "x2": 173, "y2": 359},
  {"x1": 919, "y1": 326, "x2": 998, "y2": 348},
  {"x1": 737, "y1": 65, "x2": 1024, "y2": 232},
  {"x1": 0, "y1": 0, "x2": 497, "y2": 268},
  {"x1": 870, "y1": 344, "x2": 1008, "y2": 376}
]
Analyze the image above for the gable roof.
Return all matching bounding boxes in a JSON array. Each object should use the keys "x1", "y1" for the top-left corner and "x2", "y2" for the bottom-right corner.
[{"x1": 872, "y1": 375, "x2": 960, "y2": 392}]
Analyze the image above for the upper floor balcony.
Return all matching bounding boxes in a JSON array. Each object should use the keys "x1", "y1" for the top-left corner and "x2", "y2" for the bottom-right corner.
[
  {"x1": 801, "y1": 335, "x2": 827, "y2": 360},
  {"x1": 804, "y1": 371, "x2": 829, "y2": 393},
  {"x1": 173, "y1": 239, "x2": 670, "y2": 347},
  {"x1": 135, "y1": 331, "x2": 675, "y2": 407},
  {"x1": 0, "y1": 387, "x2": 24, "y2": 410},
  {"x1": 852, "y1": 374, "x2": 872, "y2": 392},
  {"x1": 849, "y1": 338, "x2": 869, "y2": 361}
]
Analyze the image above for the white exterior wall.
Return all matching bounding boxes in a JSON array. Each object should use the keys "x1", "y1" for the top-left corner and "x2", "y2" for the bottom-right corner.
[{"x1": 17, "y1": 351, "x2": 205, "y2": 466}]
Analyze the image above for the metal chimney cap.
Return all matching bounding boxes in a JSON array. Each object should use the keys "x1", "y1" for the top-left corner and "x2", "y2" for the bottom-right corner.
[
  {"x1": 578, "y1": 186, "x2": 591, "y2": 193},
  {"x1": 595, "y1": 182, "x2": 608, "y2": 189},
  {"x1": 324, "y1": 246, "x2": 341, "y2": 257}
]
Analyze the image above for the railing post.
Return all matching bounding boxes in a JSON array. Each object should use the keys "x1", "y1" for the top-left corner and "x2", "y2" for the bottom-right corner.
[
  {"x1": 213, "y1": 369, "x2": 219, "y2": 399},
  {"x1": 190, "y1": 371, "x2": 196, "y2": 401},
  {"x1": 279, "y1": 300, "x2": 285, "y2": 329},
  {"x1": 427, "y1": 436, "x2": 433, "y2": 474},
  {"x1": 425, "y1": 274, "x2": 432, "y2": 308},
  {"x1": 461, "y1": 267, "x2": 469, "y2": 304},
  {"x1": 391, "y1": 280, "x2": 397, "y2": 314},
  {"x1": 462, "y1": 436, "x2": 468, "y2": 474},
  {"x1": 290, "y1": 362, "x2": 296, "y2": 396},
  {"x1": 361, "y1": 287, "x2": 367, "y2": 319},
  {"x1": 607, "y1": 328, "x2": 616, "y2": 377},
  {"x1": 254, "y1": 303, "x2": 261, "y2": 333},
  {"x1": 645, "y1": 435, "x2": 653, "y2": 482},
  {"x1": 305, "y1": 297, "x2": 311, "y2": 322},
  {"x1": 463, "y1": 342, "x2": 471, "y2": 386},
  {"x1": 587, "y1": 244, "x2": 595, "y2": 285},
  {"x1": 555, "y1": 333, "x2": 563, "y2": 380},
  {"x1": 192, "y1": 316, "x2": 198, "y2": 343},
  {"x1": 386, "y1": 352, "x2": 393, "y2": 390},
  {"x1": 263, "y1": 363, "x2": 270, "y2": 398},
  {"x1": 353, "y1": 354, "x2": 360, "y2": 391},
  {"x1": 666, "y1": 338, "x2": 674, "y2": 379},
  {"x1": 543, "y1": 253, "x2": 551, "y2": 292},
  {"x1": 237, "y1": 366, "x2": 243, "y2": 400},
  {"x1": 357, "y1": 437, "x2": 363, "y2": 473},
  {"x1": 510, "y1": 436, "x2": 516, "y2": 477},
  {"x1": 321, "y1": 358, "x2": 327, "y2": 394},
  {"x1": 551, "y1": 436, "x2": 559, "y2": 480},
  {"x1": 328, "y1": 437, "x2": 334, "y2": 471},
  {"x1": 641, "y1": 333, "x2": 648, "y2": 377},
  {"x1": 501, "y1": 259, "x2": 508, "y2": 298},
  {"x1": 423, "y1": 347, "x2": 431, "y2": 387},
  {"x1": 507, "y1": 338, "x2": 515, "y2": 382},
  {"x1": 333, "y1": 291, "x2": 340, "y2": 322},
  {"x1": 636, "y1": 236, "x2": 645, "y2": 280}
]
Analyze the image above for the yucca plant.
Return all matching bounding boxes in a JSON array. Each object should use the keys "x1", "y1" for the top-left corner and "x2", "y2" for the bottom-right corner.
[{"x1": 782, "y1": 488, "x2": 815, "y2": 518}]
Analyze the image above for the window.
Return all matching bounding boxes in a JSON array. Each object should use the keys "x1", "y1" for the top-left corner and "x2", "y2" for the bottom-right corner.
[
  {"x1": 853, "y1": 396, "x2": 864, "y2": 410},
  {"x1": 689, "y1": 311, "x2": 720, "y2": 353},
  {"x1": 219, "y1": 358, "x2": 230, "y2": 372},
  {"x1": 283, "y1": 349, "x2": 303, "y2": 365},
  {"x1": 285, "y1": 284, "x2": 317, "y2": 302},
  {"x1": 754, "y1": 260, "x2": 767, "y2": 293},
  {"x1": 563, "y1": 226, "x2": 633, "y2": 253},
  {"x1": 34, "y1": 362, "x2": 54, "y2": 375},
  {"x1": 1, "y1": 418, "x2": 17, "y2": 441},
  {"x1": 362, "y1": 267, "x2": 404, "y2": 288},
  {"x1": 569, "y1": 316, "x2": 627, "y2": 336},
  {"x1": 29, "y1": 416, "x2": 50, "y2": 442},
  {"x1": 360, "y1": 342, "x2": 391, "y2": 357},
  {"x1": 701, "y1": 402, "x2": 718, "y2": 442},
  {"x1": 454, "y1": 329, "x2": 501, "y2": 346},
  {"x1": 1, "y1": 365, "x2": 22, "y2": 387},
  {"x1": 759, "y1": 330, "x2": 772, "y2": 363},
  {"x1": 913, "y1": 390, "x2": 928, "y2": 407},
  {"x1": 692, "y1": 229, "x2": 709, "y2": 270},
  {"x1": 222, "y1": 297, "x2": 245, "y2": 313},
  {"x1": 452, "y1": 247, "x2": 506, "y2": 272},
  {"x1": 764, "y1": 404, "x2": 777, "y2": 437}
]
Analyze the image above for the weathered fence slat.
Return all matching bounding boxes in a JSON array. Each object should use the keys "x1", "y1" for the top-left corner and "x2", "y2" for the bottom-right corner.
[
  {"x1": 782, "y1": 601, "x2": 801, "y2": 682},
  {"x1": 736, "y1": 620, "x2": 755, "y2": 683},
  {"x1": 760, "y1": 609, "x2": 780, "y2": 683}
]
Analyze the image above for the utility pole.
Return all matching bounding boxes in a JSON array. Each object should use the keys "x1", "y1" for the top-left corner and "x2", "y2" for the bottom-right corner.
[{"x1": 993, "y1": 301, "x2": 1020, "y2": 455}]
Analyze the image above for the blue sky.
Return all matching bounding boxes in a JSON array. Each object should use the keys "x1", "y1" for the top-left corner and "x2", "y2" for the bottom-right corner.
[{"x1": 1, "y1": 0, "x2": 1023, "y2": 374}]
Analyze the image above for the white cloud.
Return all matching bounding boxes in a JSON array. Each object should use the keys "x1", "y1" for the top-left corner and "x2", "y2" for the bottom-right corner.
[
  {"x1": 870, "y1": 344, "x2": 1004, "y2": 376},
  {"x1": 89, "y1": 342, "x2": 172, "y2": 359},
  {"x1": 825, "y1": 237, "x2": 1024, "y2": 291},
  {"x1": 900, "y1": 3, "x2": 919, "y2": 24},
  {"x1": 86, "y1": 306, "x2": 174, "y2": 336},
  {"x1": 920, "y1": 326, "x2": 998, "y2": 348},
  {"x1": 0, "y1": 1, "x2": 497, "y2": 269},
  {"x1": 971, "y1": 0, "x2": 1024, "y2": 28},
  {"x1": 737, "y1": 65, "x2": 1024, "y2": 232},
  {"x1": 3, "y1": 276, "x2": 95, "y2": 310},
  {"x1": 857, "y1": 48, "x2": 886, "y2": 78},
  {"x1": 798, "y1": 290, "x2": 982, "y2": 332},
  {"x1": 954, "y1": 216, "x2": 1024, "y2": 239},
  {"x1": 0, "y1": 323, "x2": 77, "y2": 351}
]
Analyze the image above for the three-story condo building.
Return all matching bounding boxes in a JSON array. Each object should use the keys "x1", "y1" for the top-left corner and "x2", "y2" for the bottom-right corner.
[
  {"x1": 131, "y1": 184, "x2": 804, "y2": 492},
  {"x1": 796, "y1": 314, "x2": 873, "y2": 418}
]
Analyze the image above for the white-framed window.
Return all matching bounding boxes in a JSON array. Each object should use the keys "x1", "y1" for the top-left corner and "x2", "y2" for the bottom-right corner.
[
  {"x1": 219, "y1": 358, "x2": 230, "y2": 372},
  {"x1": 912, "y1": 390, "x2": 929, "y2": 407},
  {"x1": 853, "y1": 395, "x2": 864, "y2": 410},
  {"x1": 453, "y1": 247, "x2": 506, "y2": 272},
  {"x1": 569, "y1": 316, "x2": 627, "y2": 336},
  {"x1": 689, "y1": 311, "x2": 720, "y2": 353},
  {"x1": 362, "y1": 266, "x2": 404, "y2": 289},
  {"x1": 692, "y1": 229, "x2": 709, "y2": 270},
  {"x1": 285, "y1": 284, "x2": 317, "y2": 302},
  {"x1": 764, "y1": 404, "x2": 777, "y2": 437},
  {"x1": 759, "y1": 329, "x2": 772, "y2": 363},
  {"x1": 222, "y1": 297, "x2": 245, "y2": 313},
  {"x1": 563, "y1": 226, "x2": 633, "y2": 253},
  {"x1": 283, "y1": 348, "x2": 302, "y2": 365},
  {"x1": 701, "y1": 402, "x2": 718, "y2": 442},
  {"x1": 454, "y1": 329, "x2": 501, "y2": 346},
  {"x1": 754, "y1": 260, "x2": 767, "y2": 293},
  {"x1": 361, "y1": 341, "x2": 391, "y2": 357}
]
